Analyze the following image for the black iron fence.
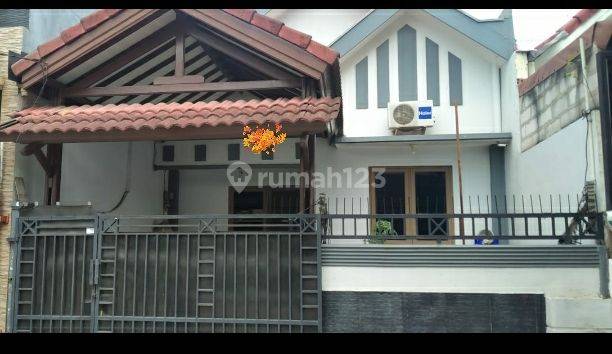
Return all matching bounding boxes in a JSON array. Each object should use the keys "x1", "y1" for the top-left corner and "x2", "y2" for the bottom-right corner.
[
  {"x1": 320, "y1": 212, "x2": 605, "y2": 244},
  {"x1": 7, "y1": 206, "x2": 605, "y2": 333},
  {"x1": 8, "y1": 213, "x2": 321, "y2": 333}
]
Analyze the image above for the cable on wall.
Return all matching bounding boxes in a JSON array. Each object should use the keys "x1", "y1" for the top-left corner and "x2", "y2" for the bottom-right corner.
[{"x1": 104, "y1": 141, "x2": 133, "y2": 213}]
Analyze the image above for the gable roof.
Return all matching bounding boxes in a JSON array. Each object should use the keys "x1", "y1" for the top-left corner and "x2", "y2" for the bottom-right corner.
[
  {"x1": 330, "y1": 9, "x2": 516, "y2": 60},
  {"x1": 11, "y1": 9, "x2": 339, "y2": 78}
]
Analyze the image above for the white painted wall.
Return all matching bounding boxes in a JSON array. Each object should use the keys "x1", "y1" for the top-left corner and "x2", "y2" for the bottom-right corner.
[
  {"x1": 267, "y1": 9, "x2": 370, "y2": 46},
  {"x1": 60, "y1": 141, "x2": 164, "y2": 215},
  {"x1": 315, "y1": 139, "x2": 494, "y2": 243},
  {"x1": 506, "y1": 118, "x2": 588, "y2": 209},
  {"x1": 339, "y1": 11, "x2": 505, "y2": 138},
  {"x1": 16, "y1": 138, "x2": 303, "y2": 216},
  {"x1": 154, "y1": 138, "x2": 300, "y2": 167},
  {"x1": 500, "y1": 50, "x2": 605, "y2": 244},
  {"x1": 322, "y1": 265, "x2": 601, "y2": 298}
]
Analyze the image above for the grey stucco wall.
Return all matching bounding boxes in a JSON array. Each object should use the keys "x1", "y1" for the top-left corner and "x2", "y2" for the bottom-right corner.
[{"x1": 23, "y1": 9, "x2": 95, "y2": 53}]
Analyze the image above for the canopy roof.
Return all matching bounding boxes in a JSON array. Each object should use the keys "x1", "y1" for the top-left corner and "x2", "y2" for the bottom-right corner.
[{"x1": 0, "y1": 97, "x2": 340, "y2": 143}]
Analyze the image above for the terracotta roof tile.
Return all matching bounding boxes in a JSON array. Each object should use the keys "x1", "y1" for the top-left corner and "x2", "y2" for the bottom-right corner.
[
  {"x1": 278, "y1": 26, "x2": 312, "y2": 49},
  {"x1": 37, "y1": 36, "x2": 64, "y2": 57},
  {"x1": 222, "y1": 9, "x2": 255, "y2": 22},
  {"x1": 306, "y1": 40, "x2": 338, "y2": 65},
  {"x1": 10, "y1": 51, "x2": 37, "y2": 76},
  {"x1": 2, "y1": 98, "x2": 341, "y2": 136},
  {"x1": 11, "y1": 9, "x2": 124, "y2": 76},
  {"x1": 60, "y1": 23, "x2": 86, "y2": 44},
  {"x1": 250, "y1": 12, "x2": 284, "y2": 35},
  {"x1": 224, "y1": 9, "x2": 339, "y2": 65},
  {"x1": 80, "y1": 9, "x2": 113, "y2": 31}
]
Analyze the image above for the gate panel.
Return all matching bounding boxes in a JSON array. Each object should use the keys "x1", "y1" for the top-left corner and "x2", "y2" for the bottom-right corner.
[
  {"x1": 96, "y1": 215, "x2": 321, "y2": 333},
  {"x1": 12, "y1": 216, "x2": 96, "y2": 333}
]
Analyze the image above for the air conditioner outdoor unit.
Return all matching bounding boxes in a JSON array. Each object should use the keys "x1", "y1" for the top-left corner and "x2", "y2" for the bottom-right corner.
[{"x1": 387, "y1": 100, "x2": 435, "y2": 129}]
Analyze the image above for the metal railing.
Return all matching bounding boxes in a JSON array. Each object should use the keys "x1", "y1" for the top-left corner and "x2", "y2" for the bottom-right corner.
[
  {"x1": 320, "y1": 212, "x2": 605, "y2": 244},
  {"x1": 7, "y1": 207, "x2": 606, "y2": 332}
]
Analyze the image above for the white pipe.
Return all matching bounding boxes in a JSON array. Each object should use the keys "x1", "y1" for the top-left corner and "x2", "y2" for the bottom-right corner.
[
  {"x1": 579, "y1": 38, "x2": 597, "y2": 188},
  {"x1": 579, "y1": 38, "x2": 591, "y2": 111}
]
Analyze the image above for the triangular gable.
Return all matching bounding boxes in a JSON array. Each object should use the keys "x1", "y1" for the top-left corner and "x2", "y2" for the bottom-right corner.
[
  {"x1": 330, "y1": 9, "x2": 515, "y2": 60},
  {"x1": 12, "y1": 9, "x2": 340, "y2": 89}
]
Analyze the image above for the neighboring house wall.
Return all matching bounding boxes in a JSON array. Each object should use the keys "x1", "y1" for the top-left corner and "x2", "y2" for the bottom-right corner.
[
  {"x1": 0, "y1": 23, "x2": 26, "y2": 334},
  {"x1": 22, "y1": 9, "x2": 94, "y2": 53},
  {"x1": 519, "y1": 48, "x2": 599, "y2": 152},
  {"x1": 507, "y1": 9, "x2": 611, "y2": 215},
  {"x1": 337, "y1": 11, "x2": 505, "y2": 138}
]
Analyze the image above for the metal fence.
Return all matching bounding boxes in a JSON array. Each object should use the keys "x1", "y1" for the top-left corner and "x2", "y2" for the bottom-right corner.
[
  {"x1": 320, "y1": 212, "x2": 605, "y2": 243},
  {"x1": 319, "y1": 192, "x2": 598, "y2": 215},
  {"x1": 8, "y1": 213, "x2": 322, "y2": 333}
]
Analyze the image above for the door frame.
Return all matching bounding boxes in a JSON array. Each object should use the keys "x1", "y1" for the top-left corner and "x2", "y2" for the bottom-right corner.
[
  {"x1": 228, "y1": 186, "x2": 300, "y2": 214},
  {"x1": 368, "y1": 165, "x2": 454, "y2": 242}
]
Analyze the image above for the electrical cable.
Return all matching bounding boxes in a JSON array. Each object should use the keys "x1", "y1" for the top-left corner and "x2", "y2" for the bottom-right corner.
[
  {"x1": 105, "y1": 141, "x2": 133, "y2": 213},
  {"x1": 15, "y1": 58, "x2": 49, "y2": 146}
]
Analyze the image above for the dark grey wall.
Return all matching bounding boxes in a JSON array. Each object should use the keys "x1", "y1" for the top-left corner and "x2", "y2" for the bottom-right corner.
[
  {"x1": 489, "y1": 145, "x2": 508, "y2": 237},
  {"x1": 0, "y1": 9, "x2": 29, "y2": 28},
  {"x1": 323, "y1": 292, "x2": 546, "y2": 333},
  {"x1": 425, "y1": 38, "x2": 440, "y2": 106},
  {"x1": 397, "y1": 24, "x2": 417, "y2": 101},
  {"x1": 376, "y1": 40, "x2": 389, "y2": 108},
  {"x1": 355, "y1": 57, "x2": 369, "y2": 109}
]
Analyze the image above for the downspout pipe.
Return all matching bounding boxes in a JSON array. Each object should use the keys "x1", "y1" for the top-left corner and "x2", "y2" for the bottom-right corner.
[{"x1": 580, "y1": 38, "x2": 598, "y2": 186}]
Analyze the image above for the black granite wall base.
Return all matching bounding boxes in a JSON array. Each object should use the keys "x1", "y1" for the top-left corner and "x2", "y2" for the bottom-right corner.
[{"x1": 322, "y1": 292, "x2": 546, "y2": 333}]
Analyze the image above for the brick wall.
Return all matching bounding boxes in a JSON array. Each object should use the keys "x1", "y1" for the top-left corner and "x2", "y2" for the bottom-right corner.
[
  {"x1": 0, "y1": 26, "x2": 25, "y2": 333},
  {"x1": 519, "y1": 47, "x2": 600, "y2": 151}
]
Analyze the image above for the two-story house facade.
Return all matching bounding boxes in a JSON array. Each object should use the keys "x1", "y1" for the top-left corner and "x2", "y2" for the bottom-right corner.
[
  {"x1": 0, "y1": 9, "x2": 608, "y2": 333},
  {"x1": 289, "y1": 10, "x2": 516, "y2": 228}
]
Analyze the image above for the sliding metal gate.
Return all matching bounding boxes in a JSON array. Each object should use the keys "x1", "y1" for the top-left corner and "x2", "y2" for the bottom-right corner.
[{"x1": 8, "y1": 213, "x2": 322, "y2": 333}]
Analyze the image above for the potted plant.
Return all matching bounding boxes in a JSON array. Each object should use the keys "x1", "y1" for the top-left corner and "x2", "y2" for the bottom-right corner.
[{"x1": 369, "y1": 219, "x2": 397, "y2": 244}]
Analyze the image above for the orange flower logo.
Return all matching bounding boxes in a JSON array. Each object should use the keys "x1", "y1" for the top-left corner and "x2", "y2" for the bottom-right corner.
[{"x1": 243, "y1": 122, "x2": 287, "y2": 155}]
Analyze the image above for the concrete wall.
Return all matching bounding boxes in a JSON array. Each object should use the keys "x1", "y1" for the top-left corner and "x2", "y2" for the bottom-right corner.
[
  {"x1": 519, "y1": 48, "x2": 599, "y2": 152},
  {"x1": 338, "y1": 11, "x2": 505, "y2": 138},
  {"x1": 322, "y1": 265, "x2": 601, "y2": 298}
]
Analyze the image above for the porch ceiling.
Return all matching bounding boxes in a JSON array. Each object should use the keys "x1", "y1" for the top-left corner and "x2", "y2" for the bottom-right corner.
[{"x1": 0, "y1": 97, "x2": 341, "y2": 144}]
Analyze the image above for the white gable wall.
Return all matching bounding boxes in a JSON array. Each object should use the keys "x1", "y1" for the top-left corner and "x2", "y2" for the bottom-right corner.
[
  {"x1": 338, "y1": 11, "x2": 505, "y2": 137},
  {"x1": 267, "y1": 9, "x2": 370, "y2": 46}
]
